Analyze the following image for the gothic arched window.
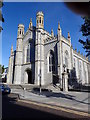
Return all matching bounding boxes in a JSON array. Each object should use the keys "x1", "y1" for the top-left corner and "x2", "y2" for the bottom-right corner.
[
  {"x1": 74, "y1": 58, "x2": 75, "y2": 68},
  {"x1": 65, "y1": 50, "x2": 69, "y2": 68},
  {"x1": 65, "y1": 57, "x2": 68, "y2": 68},
  {"x1": 27, "y1": 44, "x2": 30, "y2": 63},
  {"x1": 79, "y1": 61, "x2": 82, "y2": 80},
  {"x1": 84, "y1": 70, "x2": 86, "y2": 83},
  {"x1": 37, "y1": 20, "x2": 38, "y2": 23},
  {"x1": 40, "y1": 17, "x2": 41, "y2": 23},
  {"x1": 42, "y1": 20, "x2": 43, "y2": 24},
  {"x1": 20, "y1": 29, "x2": 21, "y2": 35},
  {"x1": 49, "y1": 50, "x2": 55, "y2": 73}
]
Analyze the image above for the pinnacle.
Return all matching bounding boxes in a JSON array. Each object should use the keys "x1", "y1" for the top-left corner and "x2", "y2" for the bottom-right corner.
[{"x1": 58, "y1": 22, "x2": 61, "y2": 30}]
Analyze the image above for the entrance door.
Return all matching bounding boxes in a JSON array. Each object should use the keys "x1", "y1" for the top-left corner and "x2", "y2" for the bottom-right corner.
[
  {"x1": 53, "y1": 74, "x2": 59, "y2": 85},
  {"x1": 26, "y1": 69, "x2": 33, "y2": 84}
]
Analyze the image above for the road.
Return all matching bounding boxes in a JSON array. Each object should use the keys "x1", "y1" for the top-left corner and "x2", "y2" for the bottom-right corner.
[{"x1": 2, "y1": 93, "x2": 90, "y2": 120}]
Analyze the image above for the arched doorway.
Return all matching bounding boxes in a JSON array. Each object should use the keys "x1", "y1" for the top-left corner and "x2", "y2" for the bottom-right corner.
[{"x1": 25, "y1": 68, "x2": 33, "y2": 84}]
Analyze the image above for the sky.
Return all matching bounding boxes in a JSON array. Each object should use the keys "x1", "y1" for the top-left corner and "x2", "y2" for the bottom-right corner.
[{"x1": 1, "y1": 2, "x2": 86, "y2": 67}]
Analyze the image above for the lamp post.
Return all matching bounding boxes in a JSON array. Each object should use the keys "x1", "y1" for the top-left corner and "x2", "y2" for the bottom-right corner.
[
  {"x1": 62, "y1": 64, "x2": 68, "y2": 92},
  {"x1": 62, "y1": 64, "x2": 66, "y2": 90}
]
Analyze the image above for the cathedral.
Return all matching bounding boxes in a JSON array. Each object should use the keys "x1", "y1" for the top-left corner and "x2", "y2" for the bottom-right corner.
[{"x1": 7, "y1": 11, "x2": 90, "y2": 87}]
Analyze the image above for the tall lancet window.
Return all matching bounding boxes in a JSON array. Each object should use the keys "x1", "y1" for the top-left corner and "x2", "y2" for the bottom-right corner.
[
  {"x1": 79, "y1": 61, "x2": 82, "y2": 80},
  {"x1": 27, "y1": 44, "x2": 30, "y2": 63},
  {"x1": 65, "y1": 57, "x2": 68, "y2": 68},
  {"x1": 74, "y1": 58, "x2": 76, "y2": 68},
  {"x1": 49, "y1": 50, "x2": 55, "y2": 73},
  {"x1": 65, "y1": 50, "x2": 69, "y2": 68}
]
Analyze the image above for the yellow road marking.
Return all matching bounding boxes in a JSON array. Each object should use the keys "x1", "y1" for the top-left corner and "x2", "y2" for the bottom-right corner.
[{"x1": 18, "y1": 99, "x2": 90, "y2": 117}]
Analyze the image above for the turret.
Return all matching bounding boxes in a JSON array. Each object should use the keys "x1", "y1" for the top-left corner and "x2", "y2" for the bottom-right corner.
[
  {"x1": 57, "y1": 21, "x2": 63, "y2": 86},
  {"x1": 36, "y1": 11, "x2": 44, "y2": 29},
  {"x1": 17, "y1": 24, "x2": 24, "y2": 51},
  {"x1": 14, "y1": 24, "x2": 24, "y2": 84},
  {"x1": 29, "y1": 18, "x2": 33, "y2": 30},
  {"x1": 17, "y1": 24, "x2": 24, "y2": 38},
  {"x1": 7, "y1": 45, "x2": 14, "y2": 84},
  {"x1": 35, "y1": 12, "x2": 45, "y2": 85}
]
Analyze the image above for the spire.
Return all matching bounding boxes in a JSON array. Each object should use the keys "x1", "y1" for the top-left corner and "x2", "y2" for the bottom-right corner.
[
  {"x1": 75, "y1": 48, "x2": 77, "y2": 51},
  {"x1": 29, "y1": 18, "x2": 33, "y2": 29},
  {"x1": 51, "y1": 29, "x2": 54, "y2": 37},
  {"x1": 57, "y1": 21, "x2": 62, "y2": 38},
  {"x1": 11, "y1": 45, "x2": 13, "y2": 56},
  {"x1": 58, "y1": 22, "x2": 61, "y2": 30},
  {"x1": 68, "y1": 32, "x2": 70, "y2": 39},
  {"x1": 67, "y1": 32, "x2": 71, "y2": 45}
]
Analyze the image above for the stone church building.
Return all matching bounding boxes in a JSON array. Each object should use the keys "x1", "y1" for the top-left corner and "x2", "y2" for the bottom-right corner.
[{"x1": 7, "y1": 11, "x2": 90, "y2": 87}]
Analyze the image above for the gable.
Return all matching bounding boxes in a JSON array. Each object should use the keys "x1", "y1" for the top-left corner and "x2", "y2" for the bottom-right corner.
[{"x1": 23, "y1": 30, "x2": 33, "y2": 44}]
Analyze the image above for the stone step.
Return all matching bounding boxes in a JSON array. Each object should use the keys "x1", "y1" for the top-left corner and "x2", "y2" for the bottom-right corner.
[
  {"x1": 45, "y1": 84, "x2": 61, "y2": 92},
  {"x1": 8, "y1": 84, "x2": 38, "y2": 90}
]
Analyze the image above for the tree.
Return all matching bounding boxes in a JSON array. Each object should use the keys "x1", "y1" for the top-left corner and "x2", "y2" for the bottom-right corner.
[
  {"x1": 0, "y1": 0, "x2": 4, "y2": 32},
  {"x1": 0, "y1": 64, "x2": 1, "y2": 73},
  {"x1": 2, "y1": 65, "x2": 4, "y2": 73},
  {"x1": 0, "y1": 64, "x2": 5, "y2": 74},
  {"x1": 0, "y1": 64, "x2": 5, "y2": 81},
  {"x1": 79, "y1": 16, "x2": 90, "y2": 57},
  {"x1": 0, "y1": 64, "x2": 2, "y2": 80}
]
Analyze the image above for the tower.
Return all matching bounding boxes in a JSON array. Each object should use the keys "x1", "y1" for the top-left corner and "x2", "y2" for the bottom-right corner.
[
  {"x1": 68, "y1": 32, "x2": 73, "y2": 72},
  {"x1": 36, "y1": 11, "x2": 44, "y2": 29},
  {"x1": 17, "y1": 24, "x2": 24, "y2": 39},
  {"x1": 57, "y1": 22, "x2": 63, "y2": 86},
  {"x1": 11, "y1": 45, "x2": 13, "y2": 55},
  {"x1": 35, "y1": 11, "x2": 44, "y2": 85},
  {"x1": 14, "y1": 24, "x2": 24, "y2": 84},
  {"x1": 7, "y1": 45, "x2": 14, "y2": 84}
]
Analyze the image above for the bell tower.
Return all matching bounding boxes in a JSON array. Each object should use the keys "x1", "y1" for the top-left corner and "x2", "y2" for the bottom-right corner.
[
  {"x1": 35, "y1": 11, "x2": 44, "y2": 85},
  {"x1": 17, "y1": 24, "x2": 24, "y2": 38},
  {"x1": 57, "y1": 22, "x2": 63, "y2": 86},
  {"x1": 36, "y1": 11, "x2": 44, "y2": 29},
  {"x1": 7, "y1": 45, "x2": 14, "y2": 84},
  {"x1": 14, "y1": 24, "x2": 24, "y2": 84}
]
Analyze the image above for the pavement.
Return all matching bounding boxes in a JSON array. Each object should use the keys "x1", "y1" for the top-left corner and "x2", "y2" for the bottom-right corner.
[{"x1": 11, "y1": 88, "x2": 90, "y2": 116}]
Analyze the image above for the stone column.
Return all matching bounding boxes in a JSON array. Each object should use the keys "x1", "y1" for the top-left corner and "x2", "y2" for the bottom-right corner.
[{"x1": 62, "y1": 72, "x2": 68, "y2": 92}]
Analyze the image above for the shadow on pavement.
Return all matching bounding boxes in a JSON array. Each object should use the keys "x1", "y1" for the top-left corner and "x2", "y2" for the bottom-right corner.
[{"x1": 32, "y1": 88, "x2": 90, "y2": 105}]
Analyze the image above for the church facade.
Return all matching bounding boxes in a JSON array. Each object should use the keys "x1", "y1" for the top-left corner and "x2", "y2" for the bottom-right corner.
[{"x1": 7, "y1": 11, "x2": 90, "y2": 87}]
